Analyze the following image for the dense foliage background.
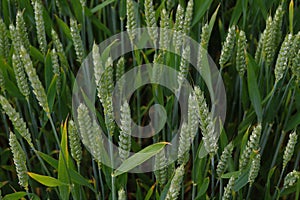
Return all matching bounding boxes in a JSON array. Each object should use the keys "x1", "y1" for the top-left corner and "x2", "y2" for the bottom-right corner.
[{"x1": 0, "y1": 0, "x2": 300, "y2": 199}]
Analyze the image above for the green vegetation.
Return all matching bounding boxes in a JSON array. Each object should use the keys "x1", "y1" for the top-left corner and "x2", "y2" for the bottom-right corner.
[{"x1": 0, "y1": 0, "x2": 300, "y2": 199}]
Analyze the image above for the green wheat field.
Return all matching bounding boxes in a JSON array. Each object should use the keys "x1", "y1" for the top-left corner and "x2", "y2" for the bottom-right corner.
[{"x1": 0, "y1": 0, "x2": 300, "y2": 199}]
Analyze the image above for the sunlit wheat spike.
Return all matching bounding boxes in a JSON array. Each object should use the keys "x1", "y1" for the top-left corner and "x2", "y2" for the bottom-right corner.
[
  {"x1": 118, "y1": 187, "x2": 126, "y2": 200},
  {"x1": 126, "y1": 0, "x2": 137, "y2": 42},
  {"x1": 70, "y1": 18, "x2": 84, "y2": 63},
  {"x1": 98, "y1": 57, "x2": 114, "y2": 101},
  {"x1": 9, "y1": 132, "x2": 28, "y2": 190},
  {"x1": 178, "y1": 122, "x2": 191, "y2": 165},
  {"x1": 197, "y1": 23, "x2": 209, "y2": 71},
  {"x1": 174, "y1": 4, "x2": 184, "y2": 54},
  {"x1": 217, "y1": 142, "x2": 234, "y2": 178},
  {"x1": 222, "y1": 176, "x2": 235, "y2": 200},
  {"x1": 183, "y1": 0, "x2": 194, "y2": 36},
  {"x1": 68, "y1": 120, "x2": 82, "y2": 167},
  {"x1": 283, "y1": 170, "x2": 300, "y2": 189},
  {"x1": 178, "y1": 45, "x2": 190, "y2": 86},
  {"x1": 262, "y1": 5, "x2": 284, "y2": 66},
  {"x1": 262, "y1": 16, "x2": 273, "y2": 65},
  {"x1": 194, "y1": 86, "x2": 218, "y2": 154},
  {"x1": 116, "y1": 57, "x2": 125, "y2": 90},
  {"x1": 97, "y1": 57, "x2": 115, "y2": 137},
  {"x1": 34, "y1": 0, "x2": 47, "y2": 54},
  {"x1": 51, "y1": 48, "x2": 61, "y2": 94},
  {"x1": 236, "y1": 30, "x2": 247, "y2": 76},
  {"x1": 272, "y1": 4, "x2": 284, "y2": 48},
  {"x1": 9, "y1": 24, "x2": 20, "y2": 52},
  {"x1": 0, "y1": 95, "x2": 33, "y2": 146},
  {"x1": 219, "y1": 25, "x2": 236, "y2": 67},
  {"x1": 16, "y1": 10, "x2": 30, "y2": 51},
  {"x1": 248, "y1": 153, "x2": 261, "y2": 186},
  {"x1": 0, "y1": 18, "x2": 10, "y2": 58},
  {"x1": 91, "y1": 120, "x2": 103, "y2": 163},
  {"x1": 51, "y1": 29, "x2": 68, "y2": 68},
  {"x1": 0, "y1": 70, "x2": 5, "y2": 93},
  {"x1": 118, "y1": 101, "x2": 131, "y2": 161},
  {"x1": 154, "y1": 149, "x2": 167, "y2": 186},
  {"x1": 292, "y1": 48, "x2": 300, "y2": 82},
  {"x1": 188, "y1": 93, "x2": 199, "y2": 140},
  {"x1": 159, "y1": 9, "x2": 169, "y2": 51},
  {"x1": 291, "y1": 33, "x2": 300, "y2": 82},
  {"x1": 283, "y1": 131, "x2": 298, "y2": 169},
  {"x1": 254, "y1": 30, "x2": 265, "y2": 64},
  {"x1": 12, "y1": 53, "x2": 30, "y2": 98},
  {"x1": 144, "y1": 0, "x2": 158, "y2": 45},
  {"x1": 166, "y1": 164, "x2": 185, "y2": 200},
  {"x1": 200, "y1": 23, "x2": 210, "y2": 50},
  {"x1": 239, "y1": 123, "x2": 261, "y2": 170},
  {"x1": 274, "y1": 34, "x2": 293, "y2": 83},
  {"x1": 104, "y1": 96, "x2": 115, "y2": 136},
  {"x1": 77, "y1": 103, "x2": 103, "y2": 163},
  {"x1": 77, "y1": 103, "x2": 93, "y2": 148},
  {"x1": 93, "y1": 42, "x2": 102, "y2": 87},
  {"x1": 20, "y1": 46, "x2": 50, "y2": 114}
]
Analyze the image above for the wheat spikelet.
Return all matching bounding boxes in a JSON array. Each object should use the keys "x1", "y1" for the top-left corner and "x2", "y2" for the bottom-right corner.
[
  {"x1": 219, "y1": 26, "x2": 236, "y2": 67},
  {"x1": 144, "y1": 0, "x2": 158, "y2": 45},
  {"x1": 92, "y1": 42, "x2": 102, "y2": 88},
  {"x1": 283, "y1": 131, "x2": 298, "y2": 169},
  {"x1": 254, "y1": 30, "x2": 265, "y2": 64},
  {"x1": 16, "y1": 10, "x2": 30, "y2": 51},
  {"x1": 283, "y1": 170, "x2": 300, "y2": 188},
  {"x1": 91, "y1": 120, "x2": 104, "y2": 163},
  {"x1": 188, "y1": 93, "x2": 199, "y2": 140},
  {"x1": 178, "y1": 45, "x2": 190, "y2": 86},
  {"x1": 236, "y1": 30, "x2": 247, "y2": 76},
  {"x1": 9, "y1": 24, "x2": 20, "y2": 53},
  {"x1": 0, "y1": 95, "x2": 33, "y2": 146},
  {"x1": 274, "y1": 34, "x2": 292, "y2": 83},
  {"x1": 239, "y1": 124, "x2": 261, "y2": 170},
  {"x1": 116, "y1": 57, "x2": 125, "y2": 90},
  {"x1": 0, "y1": 18, "x2": 10, "y2": 58},
  {"x1": 248, "y1": 153, "x2": 261, "y2": 186},
  {"x1": 154, "y1": 149, "x2": 167, "y2": 186},
  {"x1": 12, "y1": 53, "x2": 30, "y2": 98},
  {"x1": 165, "y1": 165, "x2": 185, "y2": 200},
  {"x1": 126, "y1": 0, "x2": 137, "y2": 42},
  {"x1": 183, "y1": 0, "x2": 194, "y2": 36},
  {"x1": 68, "y1": 120, "x2": 82, "y2": 166},
  {"x1": 20, "y1": 46, "x2": 50, "y2": 114},
  {"x1": 263, "y1": 5, "x2": 284, "y2": 66},
  {"x1": 197, "y1": 23, "x2": 209, "y2": 71},
  {"x1": 9, "y1": 132, "x2": 28, "y2": 190},
  {"x1": 51, "y1": 48, "x2": 61, "y2": 94},
  {"x1": 118, "y1": 101, "x2": 131, "y2": 161},
  {"x1": 51, "y1": 29, "x2": 68, "y2": 68},
  {"x1": 173, "y1": 4, "x2": 184, "y2": 54},
  {"x1": 290, "y1": 33, "x2": 300, "y2": 82},
  {"x1": 217, "y1": 142, "x2": 234, "y2": 178},
  {"x1": 178, "y1": 122, "x2": 190, "y2": 165},
  {"x1": 34, "y1": 0, "x2": 47, "y2": 54},
  {"x1": 222, "y1": 176, "x2": 235, "y2": 200},
  {"x1": 159, "y1": 9, "x2": 170, "y2": 51},
  {"x1": 77, "y1": 104, "x2": 103, "y2": 163},
  {"x1": 0, "y1": 70, "x2": 5, "y2": 93},
  {"x1": 70, "y1": 18, "x2": 84, "y2": 63},
  {"x1": 194, "y1": 86, "x2": 218, "y2": 154}
]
